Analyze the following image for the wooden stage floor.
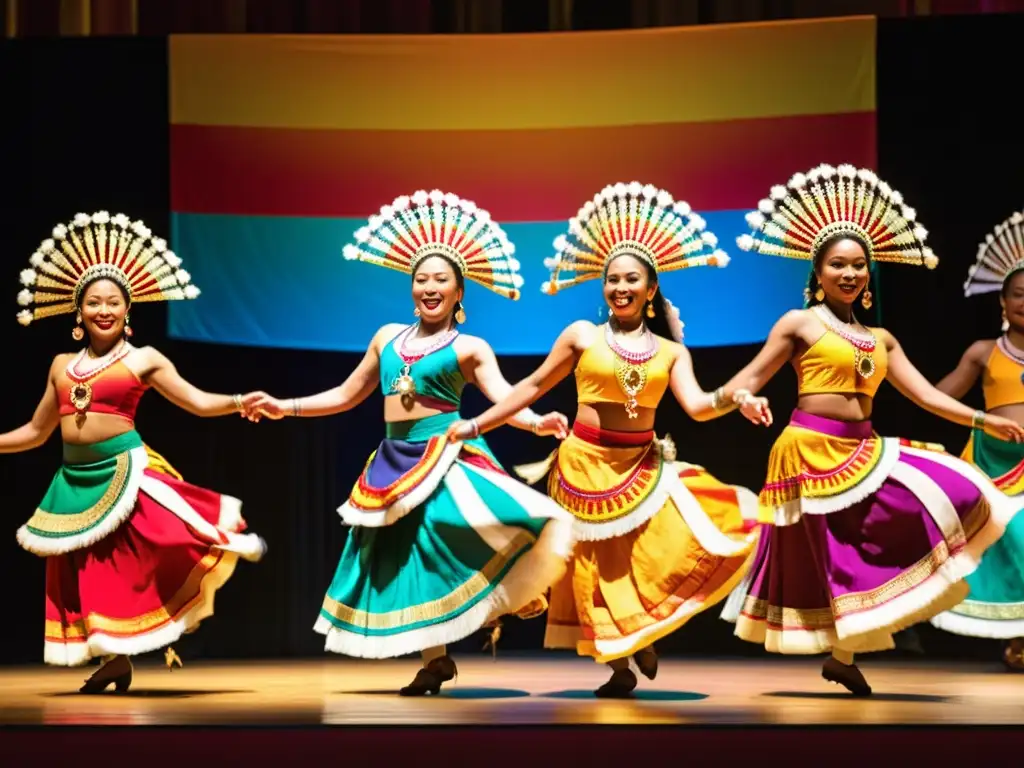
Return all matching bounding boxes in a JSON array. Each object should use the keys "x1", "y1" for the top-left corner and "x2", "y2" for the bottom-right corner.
[{"x1": 1, "y1": 653, "x2": 1022, "y2": 727}]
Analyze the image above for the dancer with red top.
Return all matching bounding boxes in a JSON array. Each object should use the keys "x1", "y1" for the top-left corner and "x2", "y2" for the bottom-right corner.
[{"x1": 6, "y1": 211, "x2": 266, "y2": 693}]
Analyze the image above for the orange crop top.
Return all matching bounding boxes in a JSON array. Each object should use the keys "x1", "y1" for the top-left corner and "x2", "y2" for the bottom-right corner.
[
  {"x1": 982, "y1": 338, "x2": 1024, "y2": 410},
  {"x1": 796, "y1": 324, "x2": 888, "y2": 399},
  {"x1": 576, "y1": 332, "x2": 674, "y2": 409},
  {"x1": 57, "y1": 359, "x2": 148, "y2": 421}
]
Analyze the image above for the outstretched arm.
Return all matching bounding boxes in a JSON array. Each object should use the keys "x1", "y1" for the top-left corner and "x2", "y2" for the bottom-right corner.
[
  {"x1": 143, "y1": 347, "x2": 252, "y2": 417},
  {"x1": 668, "y1": 344, "x2": 769, "y2": 424},
  {"x1": 0, "y1": 357, "x2": 61, "y2": 454},
  {"x1": 247, "y1": 326, "x2": 390, "y2": 419},
  {"x1": 708, "y1": 309, "x2": 802, "y2": 417},
  {"x1": 462, "y1": 338, "x2": 568, "y2": 437},
  {"x1": 884, "y1": 331, "x2": 1024, "y2": 441},
  {"x1": 449, "y1": 322, "x2": 585, "y2": 438},
  {"x1": 935, "y1": 340, "x2": 990, "y2": 399}
]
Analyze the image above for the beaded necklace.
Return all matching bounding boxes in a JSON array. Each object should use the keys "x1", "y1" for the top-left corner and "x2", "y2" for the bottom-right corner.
[
  {"x1": 604, "y1": 320, "x2": 659, "y2": 418},
  {"x1": 811, "y1": 303, "x2": 877, "y2": 379},
  {"x1": 65, "y1": 341, "x2": 132, "y2": 413},
  {"x1": 388, "y1": 323, "x2": 459, "y2": 397}
]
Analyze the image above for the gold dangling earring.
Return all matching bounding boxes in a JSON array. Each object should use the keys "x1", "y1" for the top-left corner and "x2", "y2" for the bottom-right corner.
[
  {"x1": 414, "y1": 307, "x2": 421, "y2": 317},
  {"x1": 814, "y1": 287, "x2": 825, "y2": 302},
  {"x1": 860, "y1": 289, "x2": 872, "y2": 310},
  {"x1": 454, "y1": 302, "x2": 466, "y2": 324},
  {"x1": 1002, "y1": 308, "x2": 1009, "y2": 332},
  {"x1": 72, "y1": 314, "x2": 84, "y2": 342},
  {"x1": 123, "y1": 313, "x2": 134, "y2": 339},
  {"x1": 645, "y1": 301, "x2": 655, "y2": 319}
]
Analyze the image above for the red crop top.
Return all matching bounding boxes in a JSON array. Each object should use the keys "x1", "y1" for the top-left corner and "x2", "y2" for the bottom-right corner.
[{"x1": 58, "y1": 359, "x2": 148, "y2": 421}]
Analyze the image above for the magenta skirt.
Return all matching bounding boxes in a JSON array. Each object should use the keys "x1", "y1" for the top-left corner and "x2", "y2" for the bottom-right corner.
[{"x1": 720, "y1": 410, "x2": 1019, "y2": 654}]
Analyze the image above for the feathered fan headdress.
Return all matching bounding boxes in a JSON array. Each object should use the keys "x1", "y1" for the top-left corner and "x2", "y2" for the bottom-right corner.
[
  {"x1": 736, "y1": 163, "x2": 937, "y2": 271},
  {"x1": 963, "y1": 209, "x2": 1024, "y2": 297},
  {"x1": 17, "y1": 211, "x2": 199, "y2": 326},
  {"x1": 541, "y1": 181, "x2": 729, "y2": 295},
  {"x1": 342, "y1": 189, "x2": 523, "y2": 299}
]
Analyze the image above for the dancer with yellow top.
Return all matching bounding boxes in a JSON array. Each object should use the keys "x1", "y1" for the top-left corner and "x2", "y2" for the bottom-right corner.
[
  {"x1": 929, "y1": 208, "x2": 1024, "y2": 668},
  {"x1": 715, "y1": 164, "x2": 1023, "y2": 695},
  {"x1": 447, "y1": 182, "x2": 763, "y2": 698}
]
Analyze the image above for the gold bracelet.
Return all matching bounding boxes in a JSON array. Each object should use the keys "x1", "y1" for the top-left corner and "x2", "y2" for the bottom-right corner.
[
  {"x1": 292, "y1": 398, "x2": 302, "y2": 417},
  {"x1": 972, "y1": 410, "x2": 986, "y2": 430},
  {"x1": 710, "y1": 387, "x2": 725, "y2": 411},
  {"x1": 232, "y1": 393, "x2": 243, "y2": 412}
]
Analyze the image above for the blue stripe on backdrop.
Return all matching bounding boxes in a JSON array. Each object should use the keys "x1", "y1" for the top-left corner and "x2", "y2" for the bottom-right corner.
[{"x1": 168, "y1": 211, "x2": 812, "y2": 355}]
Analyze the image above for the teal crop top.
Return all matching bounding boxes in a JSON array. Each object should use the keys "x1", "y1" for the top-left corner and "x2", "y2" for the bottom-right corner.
[{"x1": 380, "y1": 332, "x2": 466, "y2": 407}]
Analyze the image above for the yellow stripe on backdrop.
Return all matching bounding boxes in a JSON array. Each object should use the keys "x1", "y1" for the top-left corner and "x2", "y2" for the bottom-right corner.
[{"x1": 169, "y1": 15, "x2": 876, "y2": 132}]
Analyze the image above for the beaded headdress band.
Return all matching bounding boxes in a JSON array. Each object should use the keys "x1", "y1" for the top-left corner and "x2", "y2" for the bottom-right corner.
[
  {"x1": 342, "y1": 189, "x2": 523, "y2": 300},
  {"x1": 963, "y1": 209, "x2": 1024, "y2": 297},
  {"x1": 17, "y1": 211, "x2": 199, "y2": 326},
  {"x1": 541, "y1": 181, "x2": 729, "y2": 295},
  {"x1": 736, "y1": 163, "x2": 937, "y2": 271}
]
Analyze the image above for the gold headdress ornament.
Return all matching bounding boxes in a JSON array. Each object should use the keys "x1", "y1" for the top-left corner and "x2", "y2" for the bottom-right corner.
[
  {"x1": 342, "y1": 189, "x2": 523, "y2": 299},
  {"x1": 963, "y1": 209, "x2": 1024, "y2": 297},
  {"x1": 736, "y1": 163, "x2": 937, "y2": 271},
  {"x1": 541, "y1": 181, "x2": 729, "y2": 295},
  {"x1": 16, "y1": 211, "x2": 199, "y2": 326}
]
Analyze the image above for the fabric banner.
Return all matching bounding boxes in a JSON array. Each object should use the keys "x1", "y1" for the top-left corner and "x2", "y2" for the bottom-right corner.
[{"x1": 168, "y1": 17, "x2": 876, "y2": 354}]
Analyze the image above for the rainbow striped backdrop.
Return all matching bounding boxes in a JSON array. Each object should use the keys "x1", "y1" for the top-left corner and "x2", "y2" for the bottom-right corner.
[{"x1": 169, "y1": 17, "x2": 876, "y2": 354}]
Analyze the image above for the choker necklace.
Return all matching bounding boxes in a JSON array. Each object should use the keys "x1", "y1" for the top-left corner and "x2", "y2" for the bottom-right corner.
[
  {"x1": 605, "y1": 320, "x2": 659, "y2": 418},
  {"x1": 65, "y1": 341, "x2": 132, "y2": 413},
  {"x1": 811, "y1": 304, "x2": 877, "y2": 379},
  {"x1": 389, "y1": 323, "x2": 459, "y2": 397}
]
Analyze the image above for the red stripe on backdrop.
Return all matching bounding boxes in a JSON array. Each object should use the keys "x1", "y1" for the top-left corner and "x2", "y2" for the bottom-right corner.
[{"x1": 171, "y1": 112, "x2": 875, "y2": 221}]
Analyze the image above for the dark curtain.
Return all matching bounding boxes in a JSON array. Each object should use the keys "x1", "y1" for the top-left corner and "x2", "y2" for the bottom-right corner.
[{"x1": 5, "y1": 0, "x2": 1024, "y2": 37}]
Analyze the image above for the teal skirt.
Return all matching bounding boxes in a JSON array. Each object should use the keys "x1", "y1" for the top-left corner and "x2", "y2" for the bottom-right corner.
[
  {"x1": 930, "y1": 428, "x2": 1024, "y2": 638},
  {"x1": 313, "y1": 412, "x2": 575, "y2": 658}
]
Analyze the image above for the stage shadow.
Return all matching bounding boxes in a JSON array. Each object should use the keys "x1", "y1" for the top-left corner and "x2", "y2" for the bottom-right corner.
[
  {"x1": 541, "y1": 690, "x2": 709, "y2": 702},
  {"x1": 341, "y1": 688, "x2": 530, "y2": 700},
  {"x1": 48, "y1": 689, "x2": 251, "y2": 699},
  {"x1": 765, "y1": 691, "x2": 949, "y2": 703}
]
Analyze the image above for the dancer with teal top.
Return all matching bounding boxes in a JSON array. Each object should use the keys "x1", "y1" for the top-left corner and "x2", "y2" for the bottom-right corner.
[
  {"x1": 932, "y1": 208, "x2": 1024, "y2": 669},
  {"x1": 247, "y1": 190, "x2": 575, "y2": 695}
]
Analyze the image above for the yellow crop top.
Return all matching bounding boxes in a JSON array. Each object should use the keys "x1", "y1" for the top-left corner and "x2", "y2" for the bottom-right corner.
[
  {"x1": 796, "y1": 323, "x2": 888, "y2": 399},
  {"x1": 576, "y1": 332, "x2": 674, "y2": 409},
  {"x1": 982, "y1": 339, "x2": 1024, "y2": 410}
]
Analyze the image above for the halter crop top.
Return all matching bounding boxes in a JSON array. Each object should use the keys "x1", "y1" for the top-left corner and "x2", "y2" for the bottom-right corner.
[
  {"x1": 57, "y1": 359, "x2": 148, "y2": 420},
  {"x1": 796, "y1": 324, "x2": 888, "y2": 399},
  {"x1": 982, "y1": 338, "x2": 1024, "y2": 410},
  {"x1": 576, "y1": 332, "x2": 674, "y2": 409},
  {"x1": 380, "y1": 333, "x2": 465, "y2": 407}
]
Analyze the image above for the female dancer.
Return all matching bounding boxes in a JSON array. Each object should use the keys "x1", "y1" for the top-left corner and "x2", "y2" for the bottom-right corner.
[
  {"x1": 446, "y1": 182, "x2": 764, "y2": 698},
  {"x1": 715, "y1": 164, "x2": 1022, "y2": 695},
  {"x1": 929, "y1": 209, "x2": 1024, "y2": 669},
  {"x1": 6, "y1": 211, "x2": 266, "y2": 693},
  {"x1": 247, "y1": 190, "x2": 575, "y2": 696}
]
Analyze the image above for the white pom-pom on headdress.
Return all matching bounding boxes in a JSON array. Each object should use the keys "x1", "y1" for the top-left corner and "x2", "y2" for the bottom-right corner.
[
  {"x1": 963, "y1": 208, "x2": 1024, "y2": 297},
  {"x1": 14, "y1": 212, "x2": 200, "y2": 327},
  {"x1": 341, "y1": 190, "x2": 522, "y2": 300},
  {"x1": 735, "y1": 163, "x2": 935, "y2": 270},
  {"x1": 542, "y1": 181, "x2": 729, "y2": 295}
]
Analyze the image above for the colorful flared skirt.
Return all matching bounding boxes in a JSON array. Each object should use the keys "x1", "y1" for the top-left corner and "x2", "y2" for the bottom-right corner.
[
  {"x1": 722, "y1": 409, "x2": 1019, "y2": 654},
  {"x1": 18, "y1": 430, "x2": 267, "y2": 667},
  {"x1": 515, "y1": 421, "x2": 759, "y2": 664},
  {"x1": 313, "y1": 411, "x2": 575, "y2": 659},
  {"x1": 928, "y1": 429, "x2": 1024, "y2": 638}
]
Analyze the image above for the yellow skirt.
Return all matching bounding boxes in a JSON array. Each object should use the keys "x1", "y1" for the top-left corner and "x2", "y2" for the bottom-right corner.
[{"x1": 516, "y1": 422, "x2": 759, "y2": 663}]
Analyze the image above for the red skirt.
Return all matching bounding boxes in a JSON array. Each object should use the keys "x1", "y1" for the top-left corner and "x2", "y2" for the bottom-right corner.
[{"x1": 43, "y1": 458, "x2": 265, "y2": 666}]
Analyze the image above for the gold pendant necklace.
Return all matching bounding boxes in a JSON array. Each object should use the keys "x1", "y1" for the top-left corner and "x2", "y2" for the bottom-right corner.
[{"x1": 605, "y1": 322, "x2": 658, "y2": 419}]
